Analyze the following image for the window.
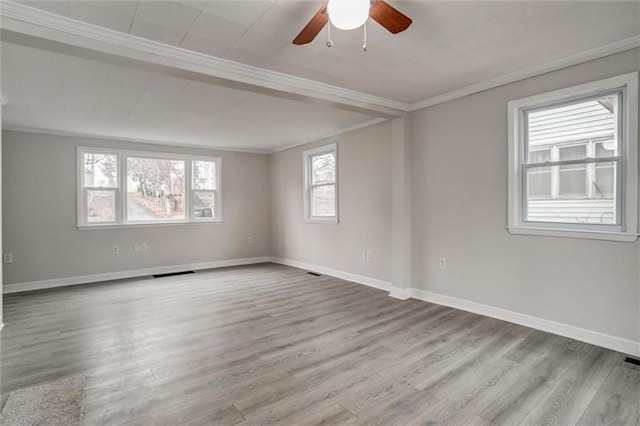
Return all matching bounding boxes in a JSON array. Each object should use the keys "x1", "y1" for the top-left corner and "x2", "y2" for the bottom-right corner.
[
  {"x1": 82, "y1": 151, "x2": 119, "y2": 224},
  {"x1": 304, "y1": 143, "x2": 338, "y2": 223},
  {"x1": 78, "y1": 148, "x2": 221, "y2": 227},
  {"x1": 508, "y1": 72, "x2": 638, "y2": 241}
]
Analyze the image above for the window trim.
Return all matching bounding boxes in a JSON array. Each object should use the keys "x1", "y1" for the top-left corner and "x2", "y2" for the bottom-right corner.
[
  {"x1": 77, "y1": 147, "x2": 222, "y2": 228},
  {"x1": 507, "y1": 72, "x2": 638, "y2": 242},
  {"x1": 303, "y1": 143, "x2": 338, "y2": 224}
]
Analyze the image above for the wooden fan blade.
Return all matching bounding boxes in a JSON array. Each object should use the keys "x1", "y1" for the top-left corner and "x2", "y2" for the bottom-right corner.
[
  {"x1": 369, "y1": 0, "x2": 412, "y2": 34},
  {"x1": 293, "y1": 4, "x2": 329, "y2": 45}
]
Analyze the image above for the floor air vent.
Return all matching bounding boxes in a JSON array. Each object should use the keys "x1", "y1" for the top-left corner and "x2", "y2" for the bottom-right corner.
[
  {"x1": 153, "y1": 271, "x2": 195, "y2": 278},
  {"x1": 624, "y1": 357, "x2": 640, "y2": 366},
  {"x1": 307, "y1": 272, "x2": 322, "y2": 277}
]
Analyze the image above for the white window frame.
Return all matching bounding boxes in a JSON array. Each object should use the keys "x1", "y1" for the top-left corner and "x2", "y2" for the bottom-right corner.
[
  {"x1": 78, "y1": 149, "x2": 121, "y2": 225},
  {"x1": 507, "y1": 72, "x2": 638, "y2": 242},
  {"x1": 78, "y1": 147, "x2": 222, "y2": 228},
  {"x1": 303, "y1": 143, "x2": 338, "y2": 224}
]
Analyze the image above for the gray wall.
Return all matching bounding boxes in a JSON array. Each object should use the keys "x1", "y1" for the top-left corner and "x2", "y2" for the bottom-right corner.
[
  {"x1": 0, "y1": 105, "x2": 3, "y2": 325},
  {"x1": 410, "y1": 48, "x2": 640, "y2": 343},
  {"x1": 269, "y1": 122, "x2": 392, "y2": 283},
  {"x1": 2, "y1": 131, "x2": 270, "y2": 284}
]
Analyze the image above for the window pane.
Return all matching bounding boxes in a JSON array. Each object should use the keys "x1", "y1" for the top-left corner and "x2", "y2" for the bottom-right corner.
[
  {"x1": 311, "y1": 185, "x2": 335, "y2": 216},
  {"x1": 594, "y1": 162, "x2": 616, "y2": 197},
  {"x1": 84, "y1": 153, "x2": 117, "y2": 188},
  {"x1": 526, "y1": 196, "x2": 616, "y2": 225},
  {"x1": 559, "y1": 166, "x2": 587, "y2": 197},
  {"x1": 193, "y1": 161, "x2": 216, "y2": 190},
  {"x1": 527, "y1": 149, "x2": 551, "y2": 165},
  {"x1": 86, "y1": 190, "x2": 115, "y2": 222},
  {"x1": 126, "y1": 157, "x2": 185, "y2": 221},
  {"x1": 527, "y1": 94, "x2": 617, "y2": 149},
  {"x1": 559, "y1": 144, "x2": 587, "y2": 162},
  {"x1": 193, "y1": 191, "x2": 214, "y2": 218},
  {"x1": 595, "y1": 141, "x2": 617, "y2": 158},
  {"x1": 312, "y1": 153, "x2": 335, "y2": 185},
  {"x1": 526, "y1": 165, "x2": 616, "y2": 225},
  {"x1": 527, "y1": 169, "x2": 552, "y2": 198}
]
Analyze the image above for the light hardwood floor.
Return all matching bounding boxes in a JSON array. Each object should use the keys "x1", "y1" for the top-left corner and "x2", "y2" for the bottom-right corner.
[{"x1": 2, "y1": 263, "x2": 639, "y2": 425}]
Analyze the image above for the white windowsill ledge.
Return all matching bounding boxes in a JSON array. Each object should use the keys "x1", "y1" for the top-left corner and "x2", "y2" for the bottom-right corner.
[
  {"x1": 507, "y1": 226, "x2": 638, "y2": 242},
  {"x1": 305, "y1": 218, "x2": 339, "y2": 225},
  {"x1": 78, "y1": 220, "x2": 223, "y2": 230}
]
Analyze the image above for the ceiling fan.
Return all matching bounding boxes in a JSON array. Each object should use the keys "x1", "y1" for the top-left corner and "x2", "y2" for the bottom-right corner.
[{"x1": 292, "y1": 0, "x2": 412, "y2": 46}]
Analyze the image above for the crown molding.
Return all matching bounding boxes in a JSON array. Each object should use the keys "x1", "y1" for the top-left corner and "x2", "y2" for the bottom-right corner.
[
  {"x1": 2, "y1": 126, "x2": 272, "y2": 154},
  {"x1": 410, "y1": 36, "x2": 640, "y2": 111},
  {"x1": 0, "y1": 1, "x2": 410, "y2": 117},
  {"x1": 3, "y1": 120, "x2": 394, "y2": 155}
]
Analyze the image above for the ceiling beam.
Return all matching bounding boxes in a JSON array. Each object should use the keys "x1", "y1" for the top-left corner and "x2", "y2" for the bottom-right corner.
[{"x1": 0, "y1": 1, "x2": 410, "y2": 119}]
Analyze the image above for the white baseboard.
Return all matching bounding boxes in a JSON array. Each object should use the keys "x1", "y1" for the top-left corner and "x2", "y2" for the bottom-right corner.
[
  {"x1": 267, "y1": 258, "x2": 639, "y2": 356},
  {"x1": 2, "y1": 257, "x2": 270, "y2": 294},
  {"x1": 269, "y1": 257, "x2": 391, "y2": 292},
  {"x1": 389, "y1": 287, "x2": 410, "y2": 300},
  {"x1": 409, "y1": 288, "x2": 640, "y2": 358}
]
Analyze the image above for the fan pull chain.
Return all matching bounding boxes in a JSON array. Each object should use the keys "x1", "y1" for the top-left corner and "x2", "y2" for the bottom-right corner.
[
  {"x1": 326, "y1": 23, "x2": 333, "y2": 48},
  {"x1": 363, "y1": 21, "x2": 367, "y2": 52}
]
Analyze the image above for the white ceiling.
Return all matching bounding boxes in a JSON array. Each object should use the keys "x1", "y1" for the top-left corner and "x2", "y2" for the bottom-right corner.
[
  {"x1": 1, "y1": 1, "x2": 639, "y2": 151},
  {"x1": 1, "y1": 42, "x2": 378, "y2": 151}
]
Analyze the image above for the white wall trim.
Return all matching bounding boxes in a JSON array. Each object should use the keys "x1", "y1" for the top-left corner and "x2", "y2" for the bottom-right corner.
[
  {"x1": 389, "y1": 287, "x2": 410, "y2": 300},
  {"x1": 409, "y1": 288, "x2": 640, "y2": 357},
  {"x1": 269, "y1": 257, "x2": 390, "y2": 292},
  {"x1": 2, "y1": 257, "x2": 270, "y2": 294},
  {"x1": 411, "y1": 36, "x2": 640, "y2": 111},
  {"x1": 266, "y1": 260, "x2": 639, "y2": 355},
  {"x1": 3, "y1": 126, "x2": 271, "y2": 154}
]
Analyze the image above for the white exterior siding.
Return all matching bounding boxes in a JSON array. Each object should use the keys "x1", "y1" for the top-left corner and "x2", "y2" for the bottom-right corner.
[
  {"x1": 527, "y1": 198, "x2": 615, "y2": 224},
  {"x1": 528, "y1": 99, "x2": 615, "y2": 147}
]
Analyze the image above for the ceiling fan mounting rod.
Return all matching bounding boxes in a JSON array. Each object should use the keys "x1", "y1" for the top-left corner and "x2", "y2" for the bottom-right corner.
[{"x1": 363, "y1": 21, "x2": 367, "y2": 52}]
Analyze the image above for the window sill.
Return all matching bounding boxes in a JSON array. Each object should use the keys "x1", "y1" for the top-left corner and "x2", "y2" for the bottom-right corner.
[
  {"x1": 506, "y1": 226, "x2": 638, "y2": 242},
  {"x1": 305, "y1": 218, "x2": 339, "y2": 225},
  {"x1": 77, "y1": 220, "x2": 223, "y2": 230}
]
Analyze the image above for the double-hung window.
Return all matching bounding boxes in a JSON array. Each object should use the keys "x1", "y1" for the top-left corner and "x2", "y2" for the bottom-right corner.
[
  {"x1": 508, "y1": 72, "x2": 638, "y2": 241},
  {"x1": 304, "y1": 143, "x2": 338, "y2": 223},
  {"x1": 78, "y1": 148, "x2": 221, "y2": 227},
  {"x1": 81, "y1": 151, "x2": 119, "y2": 224}
]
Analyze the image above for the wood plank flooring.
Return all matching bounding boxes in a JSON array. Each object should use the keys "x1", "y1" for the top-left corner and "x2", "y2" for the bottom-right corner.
[{"x1": 1, "y1": 263, "x2": 639, "y2": 425}]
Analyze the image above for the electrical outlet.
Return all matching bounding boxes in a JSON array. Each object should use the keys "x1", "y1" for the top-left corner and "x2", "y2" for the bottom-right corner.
[
  {"x1": 366, "y1": 251, "x2": 372, "y2": 262},
  {"x1": 113, "y1": 246, "x2": 120, "y2": 255},
  {"x1": 134, "y1": 244, "x2": 141, "y2": 253},
  {"x1": 140, "y1": 243, "x2": 148, "y2": 252},
  {"x1": 361, "y1": 251, "x2": 366, "y2": 260},
  {"x1": 248, "y1": 236, "x2": 254, "y2": 245},
  {"x1": 439, "y1": 257, "x2": 447, "y2": 270},
  {"x1": 3, "y1": 253, "x2": 13, "y2": 264}
]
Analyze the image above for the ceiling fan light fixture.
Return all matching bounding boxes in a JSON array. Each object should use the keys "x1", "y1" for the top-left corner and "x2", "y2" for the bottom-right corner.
[{"x1": 327, "y1": 0, "x2": 370, "y2": 30}]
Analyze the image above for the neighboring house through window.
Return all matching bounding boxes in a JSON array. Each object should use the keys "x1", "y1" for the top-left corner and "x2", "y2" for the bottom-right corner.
[
  {"x1": 507, "y1": 72, "x2": 638, "y2": 241},
  {"x1": 304, "y1": 143, "x2": 338, "y2": 224}
]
